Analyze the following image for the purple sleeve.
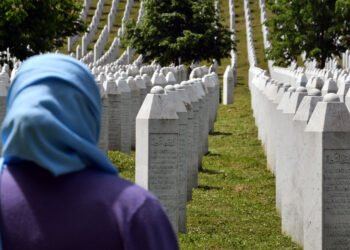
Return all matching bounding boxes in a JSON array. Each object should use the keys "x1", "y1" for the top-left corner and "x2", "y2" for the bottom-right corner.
[{"x1": 126, "y1": 198, "x2": 179, "y2": 250}]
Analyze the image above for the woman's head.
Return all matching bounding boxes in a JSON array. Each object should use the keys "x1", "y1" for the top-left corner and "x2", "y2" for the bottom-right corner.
[{"x1": 1, "y1": 54, "x2": 117, "y2": 176}]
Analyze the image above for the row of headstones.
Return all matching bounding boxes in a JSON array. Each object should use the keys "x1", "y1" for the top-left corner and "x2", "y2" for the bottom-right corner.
[
  {"x1": 258, "y1": 0, "x2": 271, "y2": 51},
  {"x1": 67, "y1": 0, "x2": 91, "y2": 51},
  {"x1": 250, "y1": 65, "x2": 350, "y2": 249},
  {"x1": 81, "y1": 0, "x2": 106, "y2": 56},
  {"x1": 229, "y1": 0, "x2": 237, "y2": 67},
  {"x1": 243, "y1": 0, "x2": 257, "y2": 67},
  {"x1": 78, "y1": 45, "x2": 133, "y2": 66},
  {"x1": 135, "y1": 73, "x2": 220, "y2": 235},
  {"x1": 121, "y1": 0, "x2": 134, "y2": 35},
  {"x1": 226, "y1": 0, "x2": 237, "y2": 105},
  {"x1": 137, "y1": 1, "x2": 145, "y2": 24},
  {"x1": 324, "y1": 57, "x2": 341, "y2": 71},
  {"x1": 89, "y1": 64, "x2": 189, "y2": 153},
  {"x1": 94, "y1": 37, "x2": 120, "y2": 66},
  {"x1": 270, "y1": 65, "x2": 350, "y2": 103},
  {"x1": 94, "y1": 25, "x2": 109, "y2": 62},
  {"x1": 249, "y1": 3, "x2": 350, "y2": 248},
  {"x1": 89, "y1": 62, "x2": 188, "y2": 86},
  {"x1": 108, "y1": 0, "x2": 120, "y2": 33}
]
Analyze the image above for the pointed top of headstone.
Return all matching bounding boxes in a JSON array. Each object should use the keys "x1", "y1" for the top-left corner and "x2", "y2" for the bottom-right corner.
[
  {"x1": 150, "y1": 86, "x2": 164, "y2": 94},
  {"x1": 324, "y1": 93, "x2": 340, "y2": 103},
  {"x1": 306, "y1": 95, "x2": 350, "y2": 132},
  {"x1": 116, "y1": 77, "x2": 130, "y2": 93},
  {"x1": 135, "y1": 75, "x2": 147, "y2": 89},
  {"x1": 293, "y1": 95, "x2": 323, "y2": 122},
  {"x1": 137, "y1": 87, "x2": 178, "y2": 119},
  {"x1": 166, "y1": 72, "x2": 177, "y2": 85},
  {"x1": 308, "y1": 88, "x2": 322, "y2": 96},
  {"x1": 224, "y1": 66, "x2": 234, "y2": 79},
  {"x1": 322, "y1": 78, "x2": 338, "y2": 95},
  {"x1": 296, "y1": 73, "x2": 308, "y2": 87},
  {"x1": 103, "y1": 76, "x2": 119, "y2": 95},
  {"x1": 164, "y1": 85, "x2": 176, "y2": 92}
]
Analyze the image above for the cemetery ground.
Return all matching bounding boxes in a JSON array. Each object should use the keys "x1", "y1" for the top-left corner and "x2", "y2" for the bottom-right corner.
[{"x1": 108, "y1": 1, "x2": 300, "y2": 248}]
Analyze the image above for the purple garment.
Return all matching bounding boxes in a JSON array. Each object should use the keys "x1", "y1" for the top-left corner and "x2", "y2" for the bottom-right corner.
[{"x1": 0, "y1": 163, "x2": 179, "y2": 250}]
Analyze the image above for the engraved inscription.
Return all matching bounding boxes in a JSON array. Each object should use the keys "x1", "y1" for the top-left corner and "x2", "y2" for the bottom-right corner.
[
  {"x1": 149, "y1": 134, "x2": 178, "y2": 192},
  {"x1": 324, "y1": 149, "x2": 350, "y2": 248}
]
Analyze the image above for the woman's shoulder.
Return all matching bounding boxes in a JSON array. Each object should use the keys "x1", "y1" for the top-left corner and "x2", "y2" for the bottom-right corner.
[{"x1": 73, "y1": 169, "x2": 160, "y2": 212}]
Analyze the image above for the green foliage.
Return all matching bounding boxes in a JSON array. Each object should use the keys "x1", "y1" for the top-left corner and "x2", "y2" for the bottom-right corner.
[
  {"x1": 265, "y1": 0, "x2": 350, "y2": 68},
  {"x1": 0, "y1": 0, "x2": 86, "y2": 60},
  {"x1": 123, "y1": 0, "x2": 235, "y2": 66}
]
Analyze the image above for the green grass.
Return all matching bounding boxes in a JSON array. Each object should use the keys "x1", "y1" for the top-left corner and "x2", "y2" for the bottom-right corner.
[{"x1": 73, "y1": 0, "x2": 300, "y2": 248}]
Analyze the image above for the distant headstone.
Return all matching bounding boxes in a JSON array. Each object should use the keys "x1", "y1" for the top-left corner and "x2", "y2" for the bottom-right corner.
[
  {"x1": 142, "y1": 74, "x2": 152, "y2": 93},
  {"x1": 322, "y1": 78, "x2": 338, "y2": 96},
  {"x1": 166, "y1": 72, "x2": 177, "y2": 85},
  {"x1": 175, "y1": 84, "x2": 194, "y2": 201},
  {"x1": 223, "y1": 66, "x2": 235, "y2": 105},
  {"x1": 181, "y1": 81, "x2": 199, "y2": 190},
  {"x1": 127, "y1": 77, "x2": 140, "y2": 150},
  {"x1": 116, "y1": 78, "x2": 131, "y2": 154},
  {"x1": 103, "y1": 76, "x2": 121, "y2": 151},
  {"x1": 97, "y1": 82, "x2": 109, "y2": 154},
  {"x1": 135, "y1": 75, "x2": 147, "y2": 104}
]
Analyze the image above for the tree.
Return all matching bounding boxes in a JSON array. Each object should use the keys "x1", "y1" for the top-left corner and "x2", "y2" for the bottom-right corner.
[
  {"x1": 123, "y1": 0, "x2": 235, "y2": 66},
  {"x1": 265, "y1": 0, "x2": 350, "y2": 69},
  {"x1": 0, "y1": 0, "x2": 86, "y2": 61}
]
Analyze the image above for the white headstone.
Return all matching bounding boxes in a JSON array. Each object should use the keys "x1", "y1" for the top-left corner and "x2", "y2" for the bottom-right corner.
[{"x1": 135, "y1": 86, "x2": 179, "y2": 234}]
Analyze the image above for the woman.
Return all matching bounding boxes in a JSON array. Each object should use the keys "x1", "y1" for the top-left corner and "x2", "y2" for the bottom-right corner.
[{"x1": 0, "y1": 54, "x2": 178, "y2": 250}]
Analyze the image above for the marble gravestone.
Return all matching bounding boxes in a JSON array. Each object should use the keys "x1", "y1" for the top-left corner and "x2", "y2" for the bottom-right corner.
[
  {"x1": 166, "y1": 72, "x2": 177, "y2": 85},
  {"x1": 198, "y1": 79, "x2": 209, "y2": 155},
  {"x1": 181, "y1": 81, "x2": 199, "y2": 190},
  {"x1": 280, "y1": 87, "x2": 308, "y2": 241},
  {"x1": 151, "y1": 71, "x2": 167, "y2": 88},
  {"x1": 322, "y1": 78, "x2": 338, "y2": 96},
  {"x1": 304, "y1": 93, "x2": 350, "y2": 250},
  {"x1": 165, "y1": 85, "x2": 188, "y2": 233},
  {"x1": 127, "y1": 77, "x2": 140, "y2": 150},
  {"x1": 116, "y1": 78, "x2": 131, "y2": 154},
  {"x1": 103, "y1": 76, "x2": 121, "y2": 151},
  {"x1": 135, "y1": 86, "x2": 179, "y2": 234},
  {"x1": 292, "y1": 88, "x2": 323, "y2": 245},
  {"x1": 337, "y1": 80, "x2": 350, "y2": 102},
  {"x1": 97, "y1": 82, "x2": 109, "y2": 154},
  {"x1": 0, "y1": 69, "x2": 10, "y2": 91},
  {"x1": 189, "y1": 80, "x2": 204, "y2": 171},
  {"x1": 203, "y1": 75, "x2": 215, "y2": 134},
  {"x1": 135, "y1": 75, "x2": 147, "y2": 105},
  {"x1": 223, "y1": 65, "x2": 235, "y2": 105},
  {"x1": 174, "y1": 84, "x2": 194, "y2": 202},
  {"x1": 0, "y1": 76, "x2": 8, "y2": 151},
  {"x1": 275, "y1": 86, "x2": 295, "y2": 214},
  {"x1": 142, "y1": 74, "x2": 152, "y2": 93}
]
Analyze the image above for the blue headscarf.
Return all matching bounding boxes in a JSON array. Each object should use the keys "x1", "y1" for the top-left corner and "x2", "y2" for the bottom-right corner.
[{"x1": 0, "y1": 53, "x2": 118, "y2": 176}]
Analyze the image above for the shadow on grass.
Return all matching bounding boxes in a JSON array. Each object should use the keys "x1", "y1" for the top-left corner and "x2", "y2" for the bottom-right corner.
[
  {"x1": 205, "y1": 151, "x2": 221, "y2": 157},
  {"x1": 210, "y1": 131, "x2": 232, "y2": 136},
  {"x1": 197, "y1": 185, "x2": 221, "y2": 191},
  {"x1": 199, "y1": 168, "x2": 220, "y2": 175}
]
